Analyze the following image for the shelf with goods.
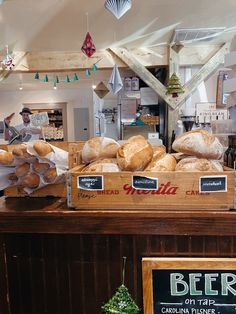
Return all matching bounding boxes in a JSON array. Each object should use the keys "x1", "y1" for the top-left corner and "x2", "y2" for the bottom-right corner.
[{"x1": 31, "y1": 109, "x2": 64, "y2": 141}]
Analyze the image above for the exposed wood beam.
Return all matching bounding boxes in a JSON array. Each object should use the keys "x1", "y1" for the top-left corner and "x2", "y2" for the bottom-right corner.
[
  {"x1": 108, "y1": 47, "x2": 178, "y2": 109},
  {"x1": 170, "y1": 42, "x2": 230, "y2": 109}
]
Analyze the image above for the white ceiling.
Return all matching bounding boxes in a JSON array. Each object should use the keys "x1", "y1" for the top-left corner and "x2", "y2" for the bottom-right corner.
[{"x1": 1, "y1": 0, "x2": 236, "y2": 91}]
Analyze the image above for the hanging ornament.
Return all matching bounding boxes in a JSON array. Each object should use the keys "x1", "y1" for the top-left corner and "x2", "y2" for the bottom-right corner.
[
  {"x1": 34, "y1": 72, "x2": 40, "y2": 80},
  {"x1": 92, "y1": 63, "x2": 98, "y2": 71},
  {"x1": 166, "y1": 72, "x2": 184, "y2": 98},
  {"x1": 1, "y1": 45, "x2": 15, "y2": 70},
  {"x1": 65, "y1": 75, "x2": 70, "y2": 83},
  {"x1": 81, "y1": 32, "x2": 96, "y2": 58},
  {"x1": 94, "y1": 81, "x2": 109, "y2": 99},
  {"x1": 108, "y1": 64, "x2": 123, "y2": 94},
  {"x1": 86, "y1": 69, "x2": 91, "y2": 76},
  {"x1": 105, "y1": 0, "x2": 132, "y2": 19},
  {"x1": 101, "y1": 257, "x2": 140, "y2": 314},
  {"x1": 73, "y1": 73, "x2": 79, "y2": 81},
  {"x1": 55, "y1": 75, "x2": 60, "y2": 84},
  {"x1": 43, "y1": 74, "x2": 49, "y2": 82}
]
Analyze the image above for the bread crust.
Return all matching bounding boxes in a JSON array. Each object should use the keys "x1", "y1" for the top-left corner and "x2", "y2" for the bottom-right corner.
[
  {"x1": 33, "y1": 141, "x2": 53, "y2": 157},
  {"x1": 175, "y1": 157, "x2": 223, "y2": 172},
  {"x1": 172, "y1": 129, "x2": 223, "y2": 159},
  {"x1": 145, "y1": 153, "x2": 177, "y2": 171}
]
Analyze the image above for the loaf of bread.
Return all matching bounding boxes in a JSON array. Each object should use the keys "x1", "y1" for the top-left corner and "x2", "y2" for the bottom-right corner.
[
  {"x1": 175, "y1": 158, "x2": 223, "y2": 172},
  {"x1": 33, "y1": 140, "x2": 54, "y2": 157},
  {"x1": 117, "y1": 135, "x2": 153, "y2": 171},
  {"x1": 8, "y1": 173, "x2": 18, "y2": 185},
  {"x1": 43, "y1": 167, "x2": 57, "y2": 183},
  {"x1": 15, "y1": 162, "x2": 30, "y2": 177},
  {"x1": 0, "y1": 151, "x2": 14, "y2": 166},
  {"x1": 172, "y1": 129, "x2": 223, "y2": 160},
  {"x1": 12, "y1": 144, "x2": 32, "y2": 159},
  {"x1": 20, "y1": 172, "x2": 40, "y2": 189},
  {"x1": 145, "y1": 153, "x2": 177, "y2": 171},
  {"x1": 81, "y1": 137, "x2": 120, "y2": 164},
  {"x1": 32, "y1": 160, "x2": 50, "y2": 174},
  {"x1": 82, "y1": 158, "x2": 120, "y2": 172}
]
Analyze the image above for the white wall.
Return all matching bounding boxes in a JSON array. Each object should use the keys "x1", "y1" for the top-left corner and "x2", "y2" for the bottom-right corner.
[{"x1": 0, "y1": 87, "x2": 93, "y2": 142}]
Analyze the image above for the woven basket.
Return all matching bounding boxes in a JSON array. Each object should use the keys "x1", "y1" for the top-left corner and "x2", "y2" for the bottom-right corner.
[{"x1": 140, "y1": 115, "x2": 160, "y2": 125}]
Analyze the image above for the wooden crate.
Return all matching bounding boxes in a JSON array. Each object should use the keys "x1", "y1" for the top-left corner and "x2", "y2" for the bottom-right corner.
[
  {"x1": 3, "y1": 141, "x2": 84, "y2": 197},
  {"x1": 67, "y1": 168, "x2": 235, "y2": 210}
]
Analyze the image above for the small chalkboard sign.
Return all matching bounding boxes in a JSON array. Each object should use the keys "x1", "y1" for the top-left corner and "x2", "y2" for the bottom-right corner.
[
  {"x1": 199, "y1": 175, "x2": 227, "y2": 193},
  {"x1": 142, "y1": 258, "x2": 236, "y2": 314},
  {"x1": 132, "y1": 175, "x2": 158, "y2": 190},
  {"x1": 77, "y1": 175, "x2": 104, "y2": 190}
]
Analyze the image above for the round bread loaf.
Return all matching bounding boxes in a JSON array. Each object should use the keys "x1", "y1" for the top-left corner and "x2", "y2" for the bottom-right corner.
[
  {"x1": 12, "y1": 144, "x2": 32, "y2": 158},
  {"x1": 0, "y1": 151, "x2": 14, "y2": 166},
  {"x1": 117, "y1": 135, "x2": 153, "y2": 171},
  {"x1": 15, "y1": 162, "x2": 30, "y2": 177},
  {"x1": 175, "y1": 158, "x2": 223, "y2": 172},
  {"x1": 82, "y1": 158, "x2": 120, "y2": 172},
  {"x1": 20, "y1": 172, "x2": 40, "y2": 189},
  {"x1": 32, "y1": 160, "x2": 50, "y2": 174},
  {"x1": 33, "y1": 141, "x2": 53, "y2": 157},
  {"x1": 43, "y1": 167, "x2": 57, "y2": 183},
  {"x1": 172, "y1": 129, "x2": 223, "y2": 159},
  {"x1": 145, "y1": 153, "x2": 177, "y2": 171},
  {"x1": 81, "y1": 137, "x2": 120, "y2": 164}
]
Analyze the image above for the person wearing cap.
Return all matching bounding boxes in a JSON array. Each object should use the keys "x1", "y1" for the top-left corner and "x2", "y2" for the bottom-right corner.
[{"x1": 4, "y1": 107, "x2": 41, "y2": 142}]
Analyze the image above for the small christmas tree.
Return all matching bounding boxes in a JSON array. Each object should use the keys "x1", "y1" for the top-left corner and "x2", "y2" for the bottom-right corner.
[
  {"x1": 166, "y1": 72, "x2": 184, "y2": 98},
  {"x1": 101, "y1": 257, "x2": 140, "y2": 314}
]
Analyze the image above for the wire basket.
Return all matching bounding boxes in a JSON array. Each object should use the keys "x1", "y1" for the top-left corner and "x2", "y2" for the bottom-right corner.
[{"x1": 140, "y1": 115, "x2": 160, "y2": 125}]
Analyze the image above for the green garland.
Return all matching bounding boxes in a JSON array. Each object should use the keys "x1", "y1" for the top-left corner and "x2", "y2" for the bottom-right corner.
[{"x1": 102, "y1": 284, "x2": 140, "y2": 314}]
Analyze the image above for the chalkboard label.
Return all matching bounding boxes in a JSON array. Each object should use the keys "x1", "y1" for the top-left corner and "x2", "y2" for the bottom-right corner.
[
  {"x1": 199, "y1": 175, "x2": 227, "y2": 193},
  {"x1": 132, "y1": 175, "x2": 158, "y2": 190},
  {"x1": 142, "y1": 258, "x2": 236, "y2": 314},
  {"x1": 152, "y1": 269, "x2": 236, "y2": 314},
  {"x1": 77, "y1": 175, "x2": 104, "y2": 190}
]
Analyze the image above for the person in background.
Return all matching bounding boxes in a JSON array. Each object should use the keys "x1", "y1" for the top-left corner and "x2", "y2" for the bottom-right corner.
[{"x1": 4, "y1": 107, "x2": 41, "y2": 143}]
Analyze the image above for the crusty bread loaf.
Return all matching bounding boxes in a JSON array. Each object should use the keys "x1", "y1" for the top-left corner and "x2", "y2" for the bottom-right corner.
[
  {"x1": 175, "y1": 158, "x2": 223, "y2": 172},
  {"x1": 12, "y1": 144, "x2": 32, "y2": 159},
  {"x1": 81, "y1": 137, "x2": 120, "y2": 164},
  {"x1": 43, "y1": 167, "x2": 57, "y2": 183},
  {"x1": 15, "y1": 162, "x2": 30, "y2": 177},
  {"x1": 33, "y1": 140, "x2": 54, "y2": 157},
  {"x1": 117, "y1": 135, "x2": 153, "y2": 171},
  {"x1": 145, "y1": 153, "x2": 177, "y2": 171},
  {"x1": 172, "y1": 129, "x2": 223, "y2": 160},
  {"x1": 0, "y1": 151, "x2": 14, "y2": 166},
  {"x1": 82, "y1": 158, "x2": 120, "y2": 172},
  {"x1": 20, "y1": 172, "x2": 40, "y2": 189},
  {"x1": 32, "y1": 160, "x2": 50, "y2": 174}
]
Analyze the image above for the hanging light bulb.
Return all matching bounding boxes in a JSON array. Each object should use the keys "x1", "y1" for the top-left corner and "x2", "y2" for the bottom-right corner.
[
  {"x1": 53, "y1": 82, "x2": 57, "y2": 90},
  {"x1": 19, "y1": 82, "x2": 23, "y2": 90},
  {"x1": 86, "y1": 69, "x2": 91, "y2": 76},
  {"x1": 92, "y1": 84, "x2": 96, "y2": 89},
  {"x1": 73, "y1": 73, "x2": 79, "y2": 81},
  {"x1": 34, "y1": 72, "x2": 40, "y2": 80}
]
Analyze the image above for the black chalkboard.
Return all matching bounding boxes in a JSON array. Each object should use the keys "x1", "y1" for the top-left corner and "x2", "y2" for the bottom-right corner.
[
  {"x1": 132, "y1": 175, "x2": 158, "y2": 190},
  {"x1": 152, "y1": 269, "x2": 236, "y2": 314},
  {"x1": 200, "y1": 175, "x2": 227, "y2": 193},
  {"x1": 77, "y1": 175, "x2": 104, "y2": 190}
]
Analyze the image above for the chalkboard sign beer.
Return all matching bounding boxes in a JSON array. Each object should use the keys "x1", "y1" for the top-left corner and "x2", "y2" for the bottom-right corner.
[{"x1": 142, "y1": 258, "x2": 236, "y2": 314}]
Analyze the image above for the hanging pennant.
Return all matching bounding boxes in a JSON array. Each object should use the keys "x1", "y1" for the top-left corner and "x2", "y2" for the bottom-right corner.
[
  {"x1": 108, "y1": 64, "x2": 123, "y2": 94},
  {"x1": 94, "y1": 82, "x2": 109, "y2": 99},
  {"x1": 81, "y1": 32, "x2": 96, "y2": 58},
  {"x1": 104, "y1": 0, "x2": 132, "y2": 19}
]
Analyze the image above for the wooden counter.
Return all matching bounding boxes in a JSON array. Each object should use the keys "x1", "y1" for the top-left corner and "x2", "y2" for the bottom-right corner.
[{"x1": 1, "y1": 197, "x2": 236, "y2": 314}]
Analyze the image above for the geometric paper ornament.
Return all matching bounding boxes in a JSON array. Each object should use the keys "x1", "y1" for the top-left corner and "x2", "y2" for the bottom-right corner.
[
  {"x1": 86, "y1": 69, "x2": 91, "y2": 76},
  {"x1": 73, "y1": 73, "x2": 79, "y2": 81},
  {"x1": 94, "y1": 81, "x2": 109, "y2": 99},
  {"x1": 65, "y1": 75, "x2": 70, "y2": 83},
  {"x1": 92, "y1": 63, "x2": 98, "y2": 71},
  {"x1": 34, "y1": 72, "x2": 39, "y2": 80},
  {"x1": 104, "y1": 0, "x2": 132, "y2": 19},
  {"x1": 43, "y1": 74, "x2": 49, "y2": 82},
  {"x1": 108, "y1": 64, "x2": 123, "y2": 94},
  {"x1": 81, "y1": 32, "x2": 96, "y2": 58}
]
